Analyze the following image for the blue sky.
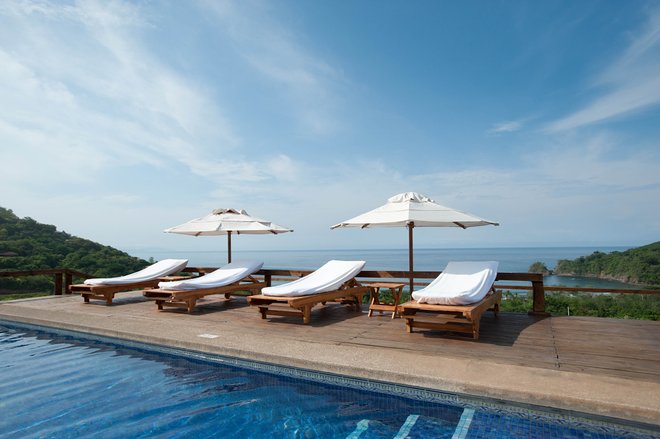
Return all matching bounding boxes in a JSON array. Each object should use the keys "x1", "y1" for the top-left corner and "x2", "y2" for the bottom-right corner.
[{"x1": 1, "y1": 0, "x2": 659, "y2": 255}]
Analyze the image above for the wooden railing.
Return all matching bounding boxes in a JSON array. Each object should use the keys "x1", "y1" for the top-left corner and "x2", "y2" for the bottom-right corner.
[
  {"x1": 0, "y1": 268, "x2": 94, "y2": 295},
  {"x1": 254, "y1": 269, "x2": 550, "y2": 315},
  {"x1": 1, "y1": 267, "x2": 656, "y2": 315}
]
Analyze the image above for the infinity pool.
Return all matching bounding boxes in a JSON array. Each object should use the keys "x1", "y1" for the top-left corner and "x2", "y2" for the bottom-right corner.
[{"x1": 0, "y1": 322, "x2": 657, "y2": 438}]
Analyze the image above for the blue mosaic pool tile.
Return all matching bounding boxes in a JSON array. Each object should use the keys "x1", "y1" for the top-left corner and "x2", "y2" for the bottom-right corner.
[{"x1": 462, "y1": 412, "x2": 658, "y2": 439}]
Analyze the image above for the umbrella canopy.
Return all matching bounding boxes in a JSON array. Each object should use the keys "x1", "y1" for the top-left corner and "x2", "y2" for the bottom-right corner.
[
  {"x1": 331, "y1": 192, "x2": 499, "y2": 292},
  {"x1": 165, "y1": 208, "x2": 292, "y2": 263}
]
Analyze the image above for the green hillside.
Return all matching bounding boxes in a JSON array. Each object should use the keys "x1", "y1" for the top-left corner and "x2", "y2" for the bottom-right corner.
[
  {"x1": 0, "y1": 207, "x2": 148, "y2": 292},
  {"x1": 554, "y1": 242, "x2": 660, "y2": 287}
]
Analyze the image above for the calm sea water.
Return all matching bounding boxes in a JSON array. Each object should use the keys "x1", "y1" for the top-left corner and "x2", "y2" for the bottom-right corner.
[{"x1": 132, "y1": 246, "x2": 638, "y2": 289}]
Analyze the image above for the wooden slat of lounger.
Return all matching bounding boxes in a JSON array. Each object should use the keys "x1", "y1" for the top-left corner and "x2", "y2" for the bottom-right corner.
[
  {"x1": 400, "y1": 291, "x2": 502, "y2": 340},
  {"x1": 71, "y1": 280, "x2": 160, "y2": 296},
  {"x1": 143, "y1": 281, "x2": 266, "y2": 313},
  {"x1": 70, "y1": 280, "x2": 163, "y2": 305},
  {"x1": 248, "y1": 288, "x2": 366, "y2": 308},
  {"x1": 247, "y1": 286, "x2": 369, "y2": 324},
  {"x1": 257, "y1": 306, "x2": 305, "y2": 319},
  {"x1": 399, "y1": 301, "x2": 484, "y2": 314},
  {"x1": 149, "y1": 282, "x2": 265, "y2": 301}
]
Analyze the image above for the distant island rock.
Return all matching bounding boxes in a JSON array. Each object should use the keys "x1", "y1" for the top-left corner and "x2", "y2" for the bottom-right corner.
[
  {"x1": 527, "y1": 261, "x2": 552, "y2": 275},
  {"x1": 551, "y1": 242, "x2": 659, "y2": 287}
]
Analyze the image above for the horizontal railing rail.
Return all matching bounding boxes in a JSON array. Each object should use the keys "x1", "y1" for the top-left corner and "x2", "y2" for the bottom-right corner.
[
  {"x1": 0, "y1": 268, "x2": 92, "y2": 278},
  {"x1": 1, "y1": 267, "x2": 656, "y2": 314},
  {"x1": 499, "y1": 284, "x2": 659, "y2": 295},
  {"x1": 0, "y1": 268, "x2": 94, "y2": 295}
]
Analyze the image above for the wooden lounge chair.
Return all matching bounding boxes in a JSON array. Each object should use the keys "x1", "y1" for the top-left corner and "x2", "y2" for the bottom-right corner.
[
  {"x1": 399, "y1": 261, "x2": 500, "y2": 340},
  {"x1": 143, "y1": 261, "x2": 264, "y2": 313},
  {"x1": 69, "y1": 259, "x2": 189, "y2": 305},
  {"x1": 247, "y1": 260, "x2": 369, "y2": 324}
]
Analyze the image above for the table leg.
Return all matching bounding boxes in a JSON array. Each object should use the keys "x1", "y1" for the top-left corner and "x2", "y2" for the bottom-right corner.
[
  {"x1": 391, "y1": 287, "x2": 402, "y2": 319},
  {"x1": 368, "y1": 287, "x2": 378, "y2": 317}
]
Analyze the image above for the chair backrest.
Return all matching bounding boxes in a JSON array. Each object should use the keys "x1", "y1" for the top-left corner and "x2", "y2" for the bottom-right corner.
[
  {"x1": 262, "y1": 260, "x2": 366, "y2": 297},
  {"x1": 158, "y1": 260, "x2": 263, "y2": 290},
  {"x1": 412, "y1": 261, "x2": 498, "y2": 305},
  {"x1": 84, "y1": 259, "x2": 189, "y2": 285}
]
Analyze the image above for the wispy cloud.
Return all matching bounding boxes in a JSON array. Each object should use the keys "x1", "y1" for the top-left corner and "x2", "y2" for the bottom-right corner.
[
  {"x1": 0, "y1": 0, "x2": 348, "y2": 195},
  {"x1": 199, "y1": 0, "x2": 344, "y2": 135},
  {"x1": 0, "y1": 0, "x2": 261, "y2": 187},
  {"x1": 487, "y1": 120, "x2": 524, "y2": 135},
  {"x1": 546, "y1": 6, "x2": 660, "y2": 132}
]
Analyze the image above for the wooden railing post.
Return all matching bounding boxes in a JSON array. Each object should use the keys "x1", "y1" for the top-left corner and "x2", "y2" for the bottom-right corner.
[
  {"x1": 54, "y1": 272, "x2": 63, "y2": 295},
  {"x1": 529, "y1": 279, "x2": 550, "y2": 316},
  {"x1": 65, "y1": 271, "x2": 73, "y2": 294},
  {"x1": 265, "y1": 273, "x2": 272, "y2": 287}
]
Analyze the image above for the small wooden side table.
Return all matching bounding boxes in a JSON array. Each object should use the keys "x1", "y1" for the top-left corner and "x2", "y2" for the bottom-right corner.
[{"x1": 364, "y1": 282, "x2": 405, "y2": 319}]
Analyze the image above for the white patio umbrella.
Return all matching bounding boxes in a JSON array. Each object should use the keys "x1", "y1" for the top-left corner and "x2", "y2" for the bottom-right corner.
[
  {"x1": 165, "y1": 208, "x2": 292, "y2": 263},
  {"x1": 331, "y1": 192, "x2": 499, "y2": 293}
]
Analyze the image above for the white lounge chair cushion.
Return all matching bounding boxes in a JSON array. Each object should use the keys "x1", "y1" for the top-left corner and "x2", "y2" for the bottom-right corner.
[
  {"x1": 157, "y1": 260, "x2": 263, "y2": 291},
  {"x1": 262, "y1": 260, "x2": 366, "y2": 297},
  {"x1": 412, "y1": 261, "x2": 498, "y2": 305},
  {"x1": 84, "y1": 259, "x2": 189, "y2": 285}
]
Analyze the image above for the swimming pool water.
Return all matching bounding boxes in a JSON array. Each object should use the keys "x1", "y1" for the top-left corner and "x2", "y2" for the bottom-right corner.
[{"x1": 0, "y1": 322, "x2": 657, "y2": 438}]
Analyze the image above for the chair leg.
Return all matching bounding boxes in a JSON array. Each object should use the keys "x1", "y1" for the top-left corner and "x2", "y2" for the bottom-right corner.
[
  {"x1": 259, "y1": 306, "x2": 268, "y2": 319},
  {"x1": 302, "y1": 305, "x2": 312, "y2": 324},
  {"x1": 353, "y1": 294, "x2": 361, "y2": 311}
]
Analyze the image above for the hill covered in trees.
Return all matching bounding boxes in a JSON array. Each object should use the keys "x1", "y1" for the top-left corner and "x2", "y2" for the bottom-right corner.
[
  {"x1": 0, "y1": 207, "x2": 148, "y2": 292},
  {"x1": 554, "y1": 242, "x2": 659, "y2": 287}
]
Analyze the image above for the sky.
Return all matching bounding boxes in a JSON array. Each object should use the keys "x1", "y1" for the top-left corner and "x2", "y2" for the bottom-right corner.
[{"x1": 1, "y1": 0, "x2": 659, "y2": 256}]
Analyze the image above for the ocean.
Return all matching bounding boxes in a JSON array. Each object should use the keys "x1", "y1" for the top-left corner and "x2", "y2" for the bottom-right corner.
[{"x1": 131, "y1": 246, "x2": 638, "y2": 289}]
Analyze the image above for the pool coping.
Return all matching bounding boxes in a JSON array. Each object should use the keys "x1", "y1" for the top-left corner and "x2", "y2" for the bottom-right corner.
[{"x1": 0, "y1": 294, "x2": 659, "y2": 429}]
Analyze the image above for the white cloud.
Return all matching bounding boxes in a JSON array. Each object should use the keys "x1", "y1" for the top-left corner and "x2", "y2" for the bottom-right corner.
[
  {"x1": 528, "y1": 133, "x2": 660, "y2": 191},
  {"x1": 487, "y1": 120, "x2": 524, "y2": 134},
  {"x1": 546, "y1": 6, "x2": 660, "y2": 132},
  {"x1": 0, "y1": 0, "x2": 349, "y2": 197},
  {"x1": 266, "y1": 154, "x2": 299, "y2": 181}
]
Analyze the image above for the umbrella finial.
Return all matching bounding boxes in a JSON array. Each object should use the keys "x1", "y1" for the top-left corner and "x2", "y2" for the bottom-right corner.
[
  {"x1": 388, "y1": 192, "x2": 434, "y2": 203},
  {"x1": 212, "y1": 208, "x2": 242, "y2": 215}
]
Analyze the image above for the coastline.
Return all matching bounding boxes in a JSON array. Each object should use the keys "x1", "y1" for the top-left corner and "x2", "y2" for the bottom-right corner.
[{"x1": 128, "y1": 246, "x2": 644, "y2": 289}]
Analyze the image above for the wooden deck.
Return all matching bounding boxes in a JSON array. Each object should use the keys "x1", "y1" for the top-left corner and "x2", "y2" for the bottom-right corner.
[
  {"x1": 219, "y1": 298, "x2": 659, "y2": 382},
  {"x1": 0, "y1": 292, "x2": 659, "y2": 425},
  {"x1": 4, "y1": 291, "x2": 655, "y2": 382}
]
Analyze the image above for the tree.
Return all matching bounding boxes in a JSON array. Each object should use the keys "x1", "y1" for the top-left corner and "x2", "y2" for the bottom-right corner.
[{"x1": 0, "y1": 206, "x2": 149, "y2": 292}]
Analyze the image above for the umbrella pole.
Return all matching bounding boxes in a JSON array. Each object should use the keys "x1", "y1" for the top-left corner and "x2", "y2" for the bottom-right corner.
[
  {"x1": 227, "y1": 231, "x2": 232, "y2": 264},
  {"x1": 408, "y1": 222, "x2": 414, "y2": 295}
]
